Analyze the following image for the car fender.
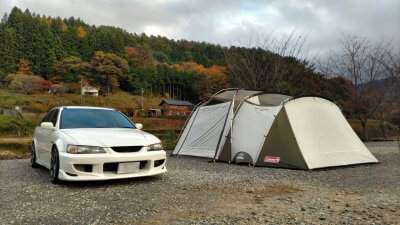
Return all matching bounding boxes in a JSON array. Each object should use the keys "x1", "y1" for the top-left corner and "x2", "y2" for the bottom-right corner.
[
  {"x1": 32, "y1": 137, "x2": 40, "y2": 159},
  {"x1": 53, "y1": 132, "x2": 77, "y2": 152},
  {"x1": 32, "y1": 137, "x2": 38, "y2": 148}
]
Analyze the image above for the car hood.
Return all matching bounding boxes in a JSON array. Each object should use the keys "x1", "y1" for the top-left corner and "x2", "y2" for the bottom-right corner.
[{"x1": 60, "y1": 128, "x2": 160, "y2": 147}]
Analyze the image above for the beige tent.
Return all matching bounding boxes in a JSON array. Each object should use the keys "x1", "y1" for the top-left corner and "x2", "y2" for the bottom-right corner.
[
  {"x1": 173, "y1": 90, "x2": 378, "y2": 169},
  {"x1": 173, "y1": 88, "x2": 261, "y2": 158}
]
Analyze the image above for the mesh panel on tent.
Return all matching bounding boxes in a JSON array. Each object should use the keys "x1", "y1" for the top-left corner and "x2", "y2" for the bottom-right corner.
[
  {"x1": 232, "y1": 90, "x2": 262, "y2": 110},
  {"x1": 212, "y1": 89, "x2": 237, "y2": 102},
  {"x1": 258, "y1": 93, "x2": 292, "y2": 106},
  {"x1": 209, "y1": 89, "x2": 261, "y2": 108}
]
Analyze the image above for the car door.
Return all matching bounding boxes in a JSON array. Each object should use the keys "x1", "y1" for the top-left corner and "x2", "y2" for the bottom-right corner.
[
  {"x1": 41, "y1": 109, "x2": 59, "y2": 166},
  {"x1": 36, "y1": 110, "x2": 54, "y2": 162}
]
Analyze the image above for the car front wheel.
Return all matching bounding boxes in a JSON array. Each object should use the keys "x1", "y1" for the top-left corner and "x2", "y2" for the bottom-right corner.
[
  {"x1": 31, "y1": 142, "x2": 39, "y2": 168},
  {"x1": 50, "y1": 146, "x2": 60, "y2": 183}
]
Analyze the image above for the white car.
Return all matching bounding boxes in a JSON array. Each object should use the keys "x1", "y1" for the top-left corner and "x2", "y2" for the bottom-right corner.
[{"x1": 31, "y1": 106, "x2": 167, "y2": 183}]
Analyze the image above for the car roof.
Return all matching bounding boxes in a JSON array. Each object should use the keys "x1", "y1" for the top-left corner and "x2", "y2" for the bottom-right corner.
[{"x1": 57, "y1": 106, "x2": 115, "y2": 110}]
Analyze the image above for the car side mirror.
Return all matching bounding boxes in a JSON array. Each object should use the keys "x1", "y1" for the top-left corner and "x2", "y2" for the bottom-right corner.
[
  {"x1": 135, "y1": 123, "x2": 143, "y2": 130},
  {"x1": 41, "y1": 122, "x2": 55, "y2": 130}
]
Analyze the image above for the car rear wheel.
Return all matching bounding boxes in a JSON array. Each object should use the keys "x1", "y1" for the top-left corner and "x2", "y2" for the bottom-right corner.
[
  {"x1": 31, "y1": 143, "x2": 39, "y2": 168},
  {"x1": 50, "y1": 146, "x2": 60, "y2": 183}
]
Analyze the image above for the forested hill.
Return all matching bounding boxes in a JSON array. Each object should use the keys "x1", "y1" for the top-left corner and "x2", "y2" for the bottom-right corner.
[
  {"x1": 0, "y1": 7, "x2": 227, "y2": 75},
  {"x1": 0, "y1": 6, "x2": 350, "y2": 102}
]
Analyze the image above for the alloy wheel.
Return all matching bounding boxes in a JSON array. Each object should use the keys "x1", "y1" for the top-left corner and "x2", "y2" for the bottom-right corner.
[
  {"x1": 50, "y1": 151, "x2": 56, "y2": 178},
  {"x1": 31, "y1": 145, "x2": 35, "y2": 164}
]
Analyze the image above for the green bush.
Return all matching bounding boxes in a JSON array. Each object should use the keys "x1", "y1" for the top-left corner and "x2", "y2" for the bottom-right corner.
[
  {"x1": 0, "y1": 115, "x2": 37, "y2": 135},
  {"x1": 162, "y1": 130, "x2": 178, "y2": 150}
]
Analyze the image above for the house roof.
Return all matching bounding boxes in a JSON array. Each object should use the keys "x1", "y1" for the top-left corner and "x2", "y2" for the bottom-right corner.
[{"x1": 159, "y1": 100, "x2": 194, "y2": 107}]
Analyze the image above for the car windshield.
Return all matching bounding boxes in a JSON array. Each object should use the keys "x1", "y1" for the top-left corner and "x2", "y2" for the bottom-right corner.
[{"x1": 60, "y1": 108, "x2": 136, "y2": 129}]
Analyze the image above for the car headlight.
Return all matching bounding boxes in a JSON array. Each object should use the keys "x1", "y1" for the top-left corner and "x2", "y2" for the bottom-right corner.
[
  {"x1": 147, "y1": 142, "x2": 163, "y2": 151},
  {"x1": 67, "y1": 145, "x2": 106, "y2": 154}
]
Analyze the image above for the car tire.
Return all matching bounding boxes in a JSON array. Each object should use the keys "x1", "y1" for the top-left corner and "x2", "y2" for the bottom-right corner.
[
  {"x1": 50, "y1": 146, "x2": 60, "y2": 184},
  {"x1": 31, "y1": 142, "x2": 39, "y2": 168}
]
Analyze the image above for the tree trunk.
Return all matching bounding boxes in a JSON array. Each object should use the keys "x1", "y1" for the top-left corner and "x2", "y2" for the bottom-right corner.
[
  {"x1": 379, "y1": 120, "x2": 388, "y2": 139},
  {"x1": 360, "y1": 119, "x2": 368, "y2": 141}
]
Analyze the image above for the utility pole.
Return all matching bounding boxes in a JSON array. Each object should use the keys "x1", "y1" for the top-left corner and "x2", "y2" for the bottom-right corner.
[
  {"x1": 80, "y1": 79, "x2": 83, "y2": 105},
  {"x1": 141, "y1": 88, "x2": 144, "y2": 110}
]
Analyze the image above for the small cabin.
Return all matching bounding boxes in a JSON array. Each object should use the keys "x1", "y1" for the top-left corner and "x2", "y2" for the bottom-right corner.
[
  {"x1": 81, "y1": 85, "x2": 99, "y2": 97},
  {"x1": 159, "y1": 100, "x2": 194, "y2": 117}
]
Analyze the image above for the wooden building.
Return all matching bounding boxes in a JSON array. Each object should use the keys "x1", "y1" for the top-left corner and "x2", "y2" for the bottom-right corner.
[
  {"x1": 81, "y1": 85, "x2": 99, "y2": 97},
  {"x1": 159, "y1": 100, "x2": 194, "y2": 117}
]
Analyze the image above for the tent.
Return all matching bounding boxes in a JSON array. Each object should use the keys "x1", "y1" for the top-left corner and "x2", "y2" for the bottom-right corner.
[
  {"x1": 172, "y1": 90, "x2": 378, "y2": 169},
  {"x1": 172, "y1": 88, "x2": 261, "y2": 158}
]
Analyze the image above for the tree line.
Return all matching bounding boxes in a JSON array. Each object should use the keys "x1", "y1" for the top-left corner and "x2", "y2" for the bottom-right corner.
[
  {"x1": 1, "y1": 7, "x2": 346, "y2": 102},
  {"x1": 0, "y1": 7, "x2": 399, "y2": 140}
]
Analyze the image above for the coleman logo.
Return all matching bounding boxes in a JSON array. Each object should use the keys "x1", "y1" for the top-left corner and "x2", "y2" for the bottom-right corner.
[{"x1": 264, "y1": 156, "x2": 280, "y2": 163}]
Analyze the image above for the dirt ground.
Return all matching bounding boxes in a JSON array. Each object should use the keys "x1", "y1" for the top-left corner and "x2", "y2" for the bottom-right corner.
[{"x1": 0, "y1": 142, "x2": 399, "y2": 224}]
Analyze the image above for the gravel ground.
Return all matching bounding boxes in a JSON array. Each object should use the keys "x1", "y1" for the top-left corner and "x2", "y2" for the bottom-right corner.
[{"x1": 0, "y1": 142, "x2": 399, "y2": 225}]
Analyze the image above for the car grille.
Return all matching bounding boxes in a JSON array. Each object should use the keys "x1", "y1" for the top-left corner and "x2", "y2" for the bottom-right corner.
[{"x1": 111, "y1": 146, "x2": 143, "y2": 152}]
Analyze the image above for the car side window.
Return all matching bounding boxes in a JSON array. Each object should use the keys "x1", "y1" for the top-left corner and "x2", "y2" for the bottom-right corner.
[
  {"x1": 41, "y1": 110, "x2": 54, "y2": 123},
  {"x1": 49, "y1": 109, "x2": 59, "y2": 127}
]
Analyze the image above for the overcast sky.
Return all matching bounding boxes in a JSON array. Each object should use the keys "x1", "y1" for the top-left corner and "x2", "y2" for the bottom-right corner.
[{"x1": 1, "y1": 0, "x2": 399, "y2": 58}]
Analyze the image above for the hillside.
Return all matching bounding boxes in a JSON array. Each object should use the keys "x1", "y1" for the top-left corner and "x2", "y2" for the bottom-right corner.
[{"x1": 0, "y1": 7, "x2": 351, "y2": 103}]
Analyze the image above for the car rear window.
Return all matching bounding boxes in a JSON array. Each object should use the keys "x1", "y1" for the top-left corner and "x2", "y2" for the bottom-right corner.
[{"x1": 60, "y1": 108, "x2": 136, "y2": 129}]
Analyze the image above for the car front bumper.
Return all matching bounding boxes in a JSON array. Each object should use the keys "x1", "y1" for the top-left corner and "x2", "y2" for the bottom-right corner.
[{"x1": 57, "y1": 150, "x2": 167, "y2": 181}]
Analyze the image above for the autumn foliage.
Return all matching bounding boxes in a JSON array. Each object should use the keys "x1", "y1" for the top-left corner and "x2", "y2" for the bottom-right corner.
[
  {"x1": 6, "y1": 59, "x2": 54, "y2": 94},
  {"x1": 125, "y1": 46, "x2": 155, "y2": 68},
  {"x1": 173, "y1": 62, "x2": 228, "y2": 101}
]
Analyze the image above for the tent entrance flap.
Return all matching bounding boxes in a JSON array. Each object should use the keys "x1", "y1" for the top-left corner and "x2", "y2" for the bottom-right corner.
[
  {"x1": 256, "y1": 108, "x2": 308, "y2": 169},
  {"x1": 174, "y1": 102, "x2": 232, "y2": 158},
  {"x1": 231, "y1": 102, "x2": 282, "y2": 164}
]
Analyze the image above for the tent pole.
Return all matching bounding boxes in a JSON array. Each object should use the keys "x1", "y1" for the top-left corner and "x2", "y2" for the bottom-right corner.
[{"x1": 213, "y1": 89, "x2": 241, "y2": 161}]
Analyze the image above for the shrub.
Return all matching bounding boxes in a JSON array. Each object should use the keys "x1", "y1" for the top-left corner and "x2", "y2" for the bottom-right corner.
[
  {"x1": 162, "y1": 130, "x2": 178, "y2": 150},
  {"x1": 8, "y1": 74, "x2": 43, "y2": 94},
  {"x1": 31, "y1": 103, "x2": 49, "y2": 114},
  {"x1": 0, "y1": 115, "x2": 37, "y2": 136},
  {"x1": 136, "y1": 109, "x2": 147, "y2": 118}
]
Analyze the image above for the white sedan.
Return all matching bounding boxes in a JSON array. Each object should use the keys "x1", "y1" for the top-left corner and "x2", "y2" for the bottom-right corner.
[{"x1": 31, "y1": 106, "x2": 167, "y2": 183}]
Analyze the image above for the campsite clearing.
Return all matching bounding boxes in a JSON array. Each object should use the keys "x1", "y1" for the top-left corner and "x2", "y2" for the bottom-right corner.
[{"x1": 0, "y1": 142, "x2": 399, "y2": 224}]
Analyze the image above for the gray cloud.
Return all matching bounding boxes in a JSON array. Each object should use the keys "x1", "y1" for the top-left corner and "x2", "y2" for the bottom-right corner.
[{"x1": 1, "y1": 0, "x2": 399, "y2": 58}]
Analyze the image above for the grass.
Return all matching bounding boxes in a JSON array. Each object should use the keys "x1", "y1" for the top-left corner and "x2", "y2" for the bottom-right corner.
[
  {"x1": 0, "y1": 89, "x2": 165, "y2": 112},
  {"x1": 132, "y1": 117, "x2": 185, "y2": 130},
  {"x1": 0, "y1": 136, "x2": 31, "y2": 160}
]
